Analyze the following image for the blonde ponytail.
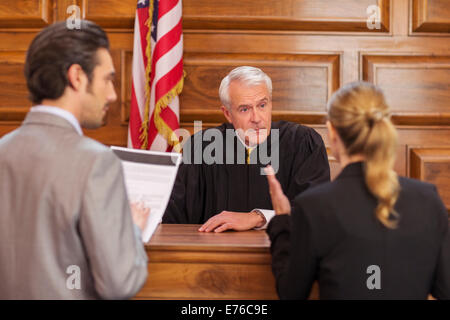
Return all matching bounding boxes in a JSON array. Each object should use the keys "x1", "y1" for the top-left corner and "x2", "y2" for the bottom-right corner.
[
  {"x1": 327, "y1": 82, "x2": 400, "y2": 228},
  {"x1": 363, "y1": 114, "x2": 400, "y2": 228}
]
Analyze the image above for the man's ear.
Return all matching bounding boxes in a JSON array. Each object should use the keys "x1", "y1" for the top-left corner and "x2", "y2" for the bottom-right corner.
[
  {"x1": 66, "y1": 64, "x2": 87, "y2": 91},
  {"x1": 221, "y1": 105, "x2": 233, "y2": 123}
]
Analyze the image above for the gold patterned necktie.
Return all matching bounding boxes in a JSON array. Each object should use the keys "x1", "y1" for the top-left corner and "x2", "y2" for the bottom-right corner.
[{"x1": 246, "y1": 147, "x2": 255, "y2": 164}]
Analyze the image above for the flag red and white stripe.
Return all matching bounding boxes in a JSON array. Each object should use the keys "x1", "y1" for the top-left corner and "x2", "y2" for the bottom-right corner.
[{"x1": 128, "y1": 0, "x2": 183, "y2": 152}]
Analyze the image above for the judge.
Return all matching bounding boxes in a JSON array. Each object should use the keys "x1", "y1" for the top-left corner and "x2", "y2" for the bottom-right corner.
[{"x1": 162, "y1": 66, "x2": 330, "y2": 232}]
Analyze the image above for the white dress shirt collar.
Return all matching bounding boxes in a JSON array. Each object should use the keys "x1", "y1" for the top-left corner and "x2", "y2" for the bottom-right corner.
[{"x1": 235, "y1": 130, "x2": 254, "y2": 150}]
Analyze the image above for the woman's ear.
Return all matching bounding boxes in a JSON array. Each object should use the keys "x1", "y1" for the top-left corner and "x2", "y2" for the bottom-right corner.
[
  {"x1": 326, "y1": 120, "x2": 341, "y2": 162},
  {"x1": 326, "y1": 120, "x2": 336, "y2": 142}
]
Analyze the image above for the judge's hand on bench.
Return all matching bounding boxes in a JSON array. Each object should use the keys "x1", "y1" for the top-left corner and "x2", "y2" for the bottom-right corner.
[
  {"x1": 130, "y1": 202, "x2": 151, "y2": 232},
  {"x1": 198, "y1": 165, "x2": 292, "y2": 233},
  {"x1": 198, "y1": 210, "x2": 266, "y2": 233}
]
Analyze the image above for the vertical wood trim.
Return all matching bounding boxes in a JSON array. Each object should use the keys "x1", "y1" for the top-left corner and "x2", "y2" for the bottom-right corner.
[
  {"x1": 81, "y1": 0, "x2": 88, "y2": 19},
  {"x1": 379, "y1": 0, "x2": 391, "y2": 33},
  {"x1": 412, "y1": 0, "x2": 432, "y2": 33},
  {"x1": 120, "y1": 49, "x2": 128, "y2": 125}
]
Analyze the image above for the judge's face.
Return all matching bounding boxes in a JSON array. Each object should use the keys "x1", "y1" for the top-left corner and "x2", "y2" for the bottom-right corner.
[
  {"x1": 80, "y1": 48, "x2": 117, "y2": 129},
  {"x1": 222, "y1": 81, "x2": 272, "y2": 147}
]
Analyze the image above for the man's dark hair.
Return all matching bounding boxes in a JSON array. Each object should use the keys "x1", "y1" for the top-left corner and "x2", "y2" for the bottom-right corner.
[{"x1": 24, "y1": 20, "x2": 110, "y2": 104}]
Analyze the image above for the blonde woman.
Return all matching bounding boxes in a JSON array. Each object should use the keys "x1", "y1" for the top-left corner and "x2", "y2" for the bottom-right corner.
[{"x1": 265, "y1": 82, "x2": 449, "y2": 299}]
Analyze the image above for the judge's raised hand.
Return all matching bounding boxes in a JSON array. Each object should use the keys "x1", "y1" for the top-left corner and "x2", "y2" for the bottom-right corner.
[
  {"x1": 199, "y1": 210, "x2": 266, "y2": 233},
  {"x1": 264, "y1": 165, "x2": 291, "y2": 215},
  {"x1": 130, "y1": 202, "x2": 150, "y2": 232}
]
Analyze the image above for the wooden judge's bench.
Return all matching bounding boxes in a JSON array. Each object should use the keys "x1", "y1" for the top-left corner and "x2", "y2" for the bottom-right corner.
[{"x1": 135, "y1": 224, "x2": 318, "y2": 300}]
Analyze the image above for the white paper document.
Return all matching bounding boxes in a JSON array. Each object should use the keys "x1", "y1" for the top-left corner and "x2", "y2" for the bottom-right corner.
[{"x1": 111, "y1": 146, "x2": 181, "y2": 242}]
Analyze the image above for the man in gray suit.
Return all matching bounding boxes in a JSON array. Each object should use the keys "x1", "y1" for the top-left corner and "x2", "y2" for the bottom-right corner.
[{"x1": 0, "y1": 21, "x2": 149, "y2": 299}]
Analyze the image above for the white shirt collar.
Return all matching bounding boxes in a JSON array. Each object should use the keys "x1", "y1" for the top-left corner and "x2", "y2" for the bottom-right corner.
[
  {"x1": 30, "y1": 105, "x2": 83, "y2": 136},
  {"x1": 235, "y1": 130, "x2": 254, "y2": 150}
]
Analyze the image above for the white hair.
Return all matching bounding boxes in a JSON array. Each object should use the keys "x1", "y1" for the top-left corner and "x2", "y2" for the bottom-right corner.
[{"x1": 219, "y1": 66, "x2": 272, "y2": 109}]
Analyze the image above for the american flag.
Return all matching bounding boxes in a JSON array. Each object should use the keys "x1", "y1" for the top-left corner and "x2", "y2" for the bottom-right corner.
[{"x1": 128, "y1": 0, "x2": 183, "y2": 152}]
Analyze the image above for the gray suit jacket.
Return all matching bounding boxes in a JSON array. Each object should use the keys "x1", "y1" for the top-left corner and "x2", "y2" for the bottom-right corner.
[{"x1": 0, "y1": 111, "x2": 148, "y2": 299}]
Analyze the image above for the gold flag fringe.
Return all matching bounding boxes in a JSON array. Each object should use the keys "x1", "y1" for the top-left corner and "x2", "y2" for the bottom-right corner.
[
  {"x1": 139, "y1": 0, "x2": 154, "y2": 150},
  {"x1": 153, "y1": 76, "x2": 184, "y2": 153}
]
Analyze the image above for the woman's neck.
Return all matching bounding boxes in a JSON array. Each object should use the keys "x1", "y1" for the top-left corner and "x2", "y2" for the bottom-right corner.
[{"x1": 339, "y1": 152, "x2": 365, "y2": 169}]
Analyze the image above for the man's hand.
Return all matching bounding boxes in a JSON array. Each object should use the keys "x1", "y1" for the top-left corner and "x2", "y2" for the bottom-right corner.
[
  {"x1": 198, "y1": 210, "x2": 266, "y2": 233},
  {"x1": 264, "y1": 165, "x2": 291, "y2": 215},
  {"x1": 130, "y1": 202, "x2": 150, "y2": 232}
]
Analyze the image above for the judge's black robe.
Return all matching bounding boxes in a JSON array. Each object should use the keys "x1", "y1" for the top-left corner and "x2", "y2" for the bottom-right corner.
[{"x1": 162, "y1": 121, "x2": 330, "y2": 224}]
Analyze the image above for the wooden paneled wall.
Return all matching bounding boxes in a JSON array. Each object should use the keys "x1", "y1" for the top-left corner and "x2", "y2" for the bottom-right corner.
[{"x1": 0, "y1": 0, "x2": 449, "y2": 211}]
